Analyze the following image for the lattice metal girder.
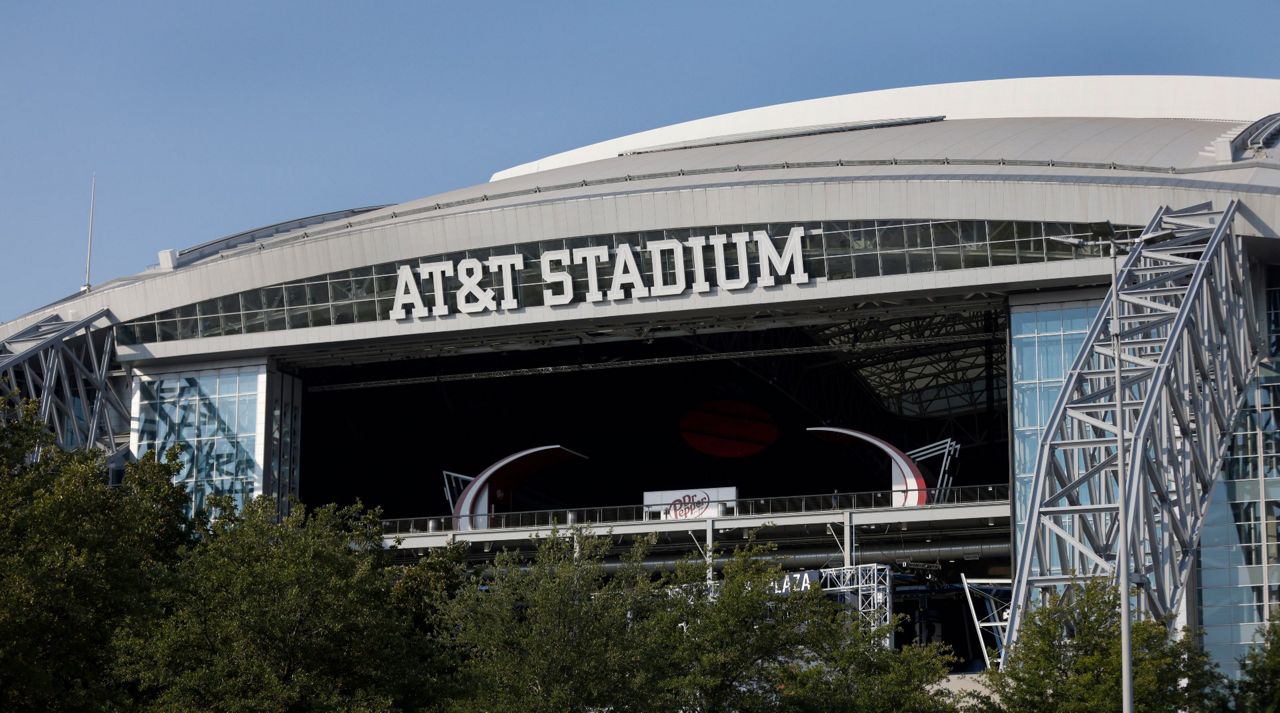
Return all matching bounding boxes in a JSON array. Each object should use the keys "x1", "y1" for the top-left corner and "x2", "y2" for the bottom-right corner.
[
  {"x1": 1004, "y1": 200, "x2": 1259, "y2": 658},
  {"x1": 0, "y1": 310, "x2": 130, "y2": 462}
]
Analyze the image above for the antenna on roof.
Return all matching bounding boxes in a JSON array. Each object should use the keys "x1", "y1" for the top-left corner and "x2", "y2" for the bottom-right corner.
[{"x1": 81, "y1": 173, "x2": 96, "y2": 293}]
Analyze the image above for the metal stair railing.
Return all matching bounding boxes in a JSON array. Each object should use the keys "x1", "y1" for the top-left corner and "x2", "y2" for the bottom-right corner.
[{"x1": 1004, "y1": 200, "x2": 1259, "y2": 655}]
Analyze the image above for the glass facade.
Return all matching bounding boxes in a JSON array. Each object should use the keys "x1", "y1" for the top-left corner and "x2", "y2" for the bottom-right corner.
[
  {"x1": 132, "y1": 365, "x2": 266, "y2": 513},
  {"x1": 1197, "y1": 276, "x2": 1280, "y2": 677},
  {"x1": 1009, "y1": 284, "x2": 1279, "y2": 678},
  {"x1": 1009, "y1": 299, "x2": 1101, "y2": 543},
  {"x1": 117, "y1": 218, "x2": 1138, "y2": 346}
]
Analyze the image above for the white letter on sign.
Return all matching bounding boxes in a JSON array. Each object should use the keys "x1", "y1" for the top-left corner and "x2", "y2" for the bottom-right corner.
[
  {"x1": 606, "y1": 244, "x2": 651, "y2": 301},
  {"x1": 573, "y1": 246, "x2": 609, "y2": 303},
  {"x1": 485, "y1": 254, "x2": 525, "y2": 310},
  {"x1": 756, "y1": 227, "x2": 809, "y2": 286},
  {"x1": 541, "y1": 249, "x2": 573, "y2": 306},
  {"x1": 647, "y1": 239, "x2": 686, "y2": 297},
  {"x1": 709, "y1": 233, "x2": 751, "y2": 291},
  {"x1": 419, "y1": 261, "x2": 455, "y2": 316},
  {"x1": 388, "y1": 265, "x2": 428, "y2": 320}
]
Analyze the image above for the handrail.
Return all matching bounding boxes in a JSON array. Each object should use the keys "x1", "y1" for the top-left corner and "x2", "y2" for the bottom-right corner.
[{"x1": 381, "y1": 483, "x2": 1009, "y2": 535}]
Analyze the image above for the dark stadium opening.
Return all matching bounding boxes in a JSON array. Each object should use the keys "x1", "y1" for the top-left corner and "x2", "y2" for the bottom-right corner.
[{"x1": 295, "y1": 306, "x2": 1008, "y2": 520}]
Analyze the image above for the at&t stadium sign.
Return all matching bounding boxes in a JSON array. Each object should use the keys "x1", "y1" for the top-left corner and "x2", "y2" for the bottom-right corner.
[{"x1": 388, "y1": 228, "x2": 810, "y2": 320}]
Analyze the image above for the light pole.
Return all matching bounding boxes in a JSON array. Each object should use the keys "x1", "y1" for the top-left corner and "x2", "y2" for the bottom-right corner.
[
  {"x1": 1053, "y1": 222, "x2": 1133, "y2": 713},
  {"x1": 1095, "y1": 222, "x2": 1134, "y2": 713}
]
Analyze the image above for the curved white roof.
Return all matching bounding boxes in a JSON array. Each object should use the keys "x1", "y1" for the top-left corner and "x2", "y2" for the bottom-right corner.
[{"x1": 493, "y1": 76, "x2": 1280, "y2": 180}]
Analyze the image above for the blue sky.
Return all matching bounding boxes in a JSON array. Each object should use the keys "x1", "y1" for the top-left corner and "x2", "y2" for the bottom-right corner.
[{"x1": 1, "y1": 0, "x2": 1277, "y2": 320}]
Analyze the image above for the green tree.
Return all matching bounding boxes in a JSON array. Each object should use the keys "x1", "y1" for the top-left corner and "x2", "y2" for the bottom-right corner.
[
  {"x1": 115, "y1": 498, "x2": 436, "y2": 713},
  {"x1": 652, "y1": 542, "x2": 955, "y2": 713},
  {"x1": 0, "y1": 399, "x2": 190, "y2": 712},
  {"x1": 447, "y1": 529, "x2": 663, "y2": 713},
  {"x1": 390, "y1": 543, "x2": 471, "y2": 711},
  {"x1": 975, "y1": 579, "x2": 1228, "y2": 713},
  {"x1": 1234, "y1": 615, "x2": 1280, "y2": 713},
  {"x1": 447, "y1": 530, "x2": 956, "y2": 713},
  {"x1": 774, "y1": 608, "x2": 955, "y2": 713}
]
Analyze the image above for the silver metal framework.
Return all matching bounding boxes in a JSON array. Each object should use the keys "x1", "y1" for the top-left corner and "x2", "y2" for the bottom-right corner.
[
  {"x1": 962, "y1": 575, "x2": 1012, "y2": 669},
  {"x1": 820, "y1": 563, "x2": 894, "y2": 645},
  {"x1": 1005, "y1": 201, "x2": 1260, "y2": 653},
  {"x1": 0, "y1": 311, "x2": 130, "y2": 464}
]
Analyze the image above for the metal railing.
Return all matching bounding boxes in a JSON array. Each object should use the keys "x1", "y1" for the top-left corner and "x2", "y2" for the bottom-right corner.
[{"x1": 381, "y1": 483, "x2": 1009, "y2": 536}]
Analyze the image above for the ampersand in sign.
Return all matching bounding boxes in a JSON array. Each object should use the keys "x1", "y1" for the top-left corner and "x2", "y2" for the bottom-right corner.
[{"x1": 455, "y1": 259, "x2": 497, "y2": 313}]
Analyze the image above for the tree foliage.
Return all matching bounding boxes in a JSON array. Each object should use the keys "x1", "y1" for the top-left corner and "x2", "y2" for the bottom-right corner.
[
  {"x1": 114, "y1": 498, "x2": 438, "y2": 713},
  {"x1": 1234, "y1": 615, "x2": 1280, "y2": 713},
  {"x1": 973, "y1": 578, "x2": 1228, "y2": 713},
  {"x1": 0, "y1": 399, "x2": 189, "y2": 712},
  {"x1": 10, "y1": 393, "x2": 1276, "y2": 711},
  {"x1": 445, "y1": 531, "x2": 955, "y2": 713}
]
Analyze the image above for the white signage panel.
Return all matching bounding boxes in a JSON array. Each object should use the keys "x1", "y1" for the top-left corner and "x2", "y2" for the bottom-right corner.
[{"x1": 643, "y1": 487, "x2": 738, "y2": 520}]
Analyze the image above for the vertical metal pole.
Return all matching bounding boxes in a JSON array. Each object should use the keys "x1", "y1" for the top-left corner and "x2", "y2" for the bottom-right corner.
[
  {"x1": 1113, "y1": 240, "x2": 1133, "y2": 713},
  {"x1": 83, "y1": 174, "x2": 96, "y2": 292},
  {"x1": 843, "y1": 510, "x2": 853, "y2": 568},
  {"x1": 705, "y1": 519, "x2": 714, "y2": 586}
]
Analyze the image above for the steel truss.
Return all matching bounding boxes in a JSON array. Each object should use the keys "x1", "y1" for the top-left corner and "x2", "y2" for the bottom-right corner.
[
  {"x1": 1005, "y1": 201, "x2": 1260, "y2": 654},
  {"x1": 821, "y1": 563, "x2": 894, "y2": 645},
  {"x1": 0, "y1": 311, "x2": 130, "y2": 464},
  {"x1": 961, "y1": 575, "x2": 1011, "y2": 669}
]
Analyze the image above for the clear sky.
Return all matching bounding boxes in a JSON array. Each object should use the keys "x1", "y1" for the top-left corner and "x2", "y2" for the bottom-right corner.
[{"x1": 1, "y1": 0, "x2": 1277, "y2": 321}]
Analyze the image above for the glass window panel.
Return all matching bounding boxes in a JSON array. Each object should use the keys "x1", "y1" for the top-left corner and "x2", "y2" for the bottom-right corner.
[
  {"x1": 197, "y1": 299, "x2": 220, "y2": 317},
  {"x1": 220, "y1": 313, "x2": 243, "y2": 335},
  {"x1": 1039, "y1": 384, "x2": 1063, "y2": 425},
  {"x1": 265, "y1": 309, "x2": 286, "y2": 331},
  {"x1": 878, "y1": 222, "x2": 905, "y2": 250},
  {"x1": 1035, "y1": 308, "x2": 1061, "y2": 334},
  {"x1": 825, "y1": 256, "x2": 853, "y2": 280},
  {"x1": 350, "y1": 276, "x2": 374, "y2": 300},
  {"x1": 1038, "y1": 335, "x2": 1064, "y2": 380},
  {"x1": 353, "y1": 300, "x2": 377, "y2": 323},
  {"x1": 217, "y1": 397, "x2": 237, "y2": 433},
  {"x1": 907, "y1": 250, "x2": 933, "y2": 273},
  {"x1": 286, "y1": 308, "x2": 310, "y2": 329},
  {"x1": 243, "y1": 310, "x2": 267, "y2": 334},
  {"x1": 238, "y1": 368, "x2": 258, "y2": 396},
  {"x1": 1014, "y1": 384, "x2": 1038, "y2": 428},
  {"x1": 852, "y1": 254, "x2": 880, "y2": 278},
  {"x1": 156, "y1": 320, "x2": 179, "y2": 342},
  {"x1": 240, "y1": 289, "x2": 263, "y2": 312},
  {"x1": 284, "y1": 284, "x2": 307, "y2": 307},
  {"x1": 1012, "y1": 337, "x2": 1037, "y2": 381},
  {"x1": 375, "y1": 274, "x2": 398, "y2": 298},
  {"x1": 1011, "y1": 310, "x2": 1035, "y2": 337},
  {"x1": 332, "y1": 302, "x2": 356, "y2": 325},
  {"x1": 824, "y1": 232, "x2": 851, "y2": 255},
  {"x1": 330, "y1": 278, "x2": 353, "y2": 302},
  {"x1": 880, "y1": 252, "x2": 908, "y2": 276},
  {"x1": 307, "y1": 282, "x2": 330, "y2": 304},
  {"x1": 260, "y1": 286, "x2": 285, "y2": 310},
  {"x1": 308, "y1": 304, "x2": 331, "y2": 327},
  {"x1": 199, "y1": 315, "x2": 222, "y2": 338},
  {"x1": 217, "y1": 294, "x2": 242, "y2": 315},
  {"x1": 375, "y1": 297, "x2": 394, "y2": 320}
]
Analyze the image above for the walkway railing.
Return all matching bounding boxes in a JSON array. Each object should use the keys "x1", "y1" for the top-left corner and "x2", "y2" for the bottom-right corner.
[{"x1": 381, "y1": 483, "x2": 1009, "y2": 535}]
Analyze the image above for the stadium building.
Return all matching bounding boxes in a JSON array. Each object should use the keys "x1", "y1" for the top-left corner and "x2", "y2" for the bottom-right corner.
[{"x1": 3, "y1": 75, "x2": 1279, "y2": 675}]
